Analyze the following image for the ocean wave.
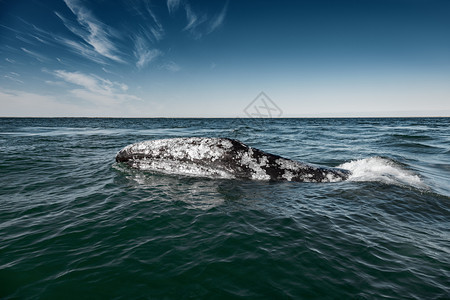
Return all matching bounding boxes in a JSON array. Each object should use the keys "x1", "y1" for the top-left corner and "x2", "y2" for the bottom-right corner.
[{"x1": 338, "y1": 156, "x2": 425, "y2": 188}]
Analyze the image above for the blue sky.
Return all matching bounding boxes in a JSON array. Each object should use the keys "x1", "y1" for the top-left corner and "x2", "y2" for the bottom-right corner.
[{"x1": 1, "y1": 0, "x2": 449, "y2": 117}]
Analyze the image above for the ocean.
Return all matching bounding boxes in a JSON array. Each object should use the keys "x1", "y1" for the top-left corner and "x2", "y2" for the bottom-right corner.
[{"x1": 0, "y1": 117, "x2": 449, "y2": 299}]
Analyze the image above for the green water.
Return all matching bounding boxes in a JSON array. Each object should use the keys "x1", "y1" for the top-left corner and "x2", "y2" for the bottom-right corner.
[{"x1": 1, "y1": 118, "x2": 449, "y2": 299}]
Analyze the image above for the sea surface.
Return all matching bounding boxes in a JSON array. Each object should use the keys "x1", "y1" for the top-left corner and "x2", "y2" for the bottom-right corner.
[{"x1": 0, "y1": 117, "x2": 449, "y2": 299}]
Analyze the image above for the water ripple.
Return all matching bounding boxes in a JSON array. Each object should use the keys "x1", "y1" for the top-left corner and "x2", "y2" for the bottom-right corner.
[{"x1": 1, "y1": 117, "x2": 449, "y2": 299}]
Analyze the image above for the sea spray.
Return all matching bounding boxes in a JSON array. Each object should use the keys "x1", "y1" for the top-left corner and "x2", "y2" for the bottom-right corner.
[{"x1": 338, "y1": 156, "x2": 425, "y2": 188}]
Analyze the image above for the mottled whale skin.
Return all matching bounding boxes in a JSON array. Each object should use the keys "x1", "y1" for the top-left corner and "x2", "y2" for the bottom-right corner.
[{"x1": 116, "y1": 137, "x2": 350, "y2": 182}]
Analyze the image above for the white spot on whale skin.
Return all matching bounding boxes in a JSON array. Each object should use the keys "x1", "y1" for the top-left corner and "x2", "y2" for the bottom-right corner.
[
  {"x1": 132, "y1": 158, "x2": 236, "y2": 179},
  {"x1": 259, "y1": 155, "x2": 268, "y2": 167},
  {"x1": 239, "y1": 149, "x2": 270, "y2": 180},
  {"x1": 282, "y1": 171, "x2": 294, "y2": 181},
  {"x1": 275, "y1": 158, "x2": 307, "y2": 171},
  {"x1": 325, "y1": 173, "x2": 342, "y2": 183},
  {"x1": 123, "y1": 137, "x2": 231, "y2": 161}
]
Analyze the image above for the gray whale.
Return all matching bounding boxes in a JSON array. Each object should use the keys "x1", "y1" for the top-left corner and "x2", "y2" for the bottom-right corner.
[{"x1": 116, "y1": 137, "x2": 350, "y2": 182}]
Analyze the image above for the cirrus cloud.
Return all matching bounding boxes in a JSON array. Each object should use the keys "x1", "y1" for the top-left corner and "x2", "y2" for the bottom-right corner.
[{"x1": 53, "y1": 70, "x2": 141, "y2": 106}]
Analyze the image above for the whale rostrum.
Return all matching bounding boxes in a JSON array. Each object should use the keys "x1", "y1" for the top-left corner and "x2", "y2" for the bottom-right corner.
[{"x1": 116, "y1": 137, "x2": 351, "y2": 182}]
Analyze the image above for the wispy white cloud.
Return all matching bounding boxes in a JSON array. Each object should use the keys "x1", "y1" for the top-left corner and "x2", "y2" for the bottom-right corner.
[
  {"x1": 10, "y1": 14, "x2": 114, "y2": 65},
  {"x1": 21, "y1": 47, "x2": 48, "y2": 62},
  {"x1": 32, "y1": 35, "x2": 48, "y2": 44},
  {"x1": 2, "y1": 0, "x2": 229, "y2": 79},
  {"x1": 144, "y1": 2, "x2": 164, "y2": 42},
  {"x1": 183, "y1": 4, "x2": 207, "y2": 39},
  {"x1": 167, "y1": 0, "x2": 181, "y2": 14},
  {"x1": 54, "y1": 70, "x2": 98, "y2": 91},
  {"x1": 0, "y1": 24, "x2": 21, "y2": 34},
  {"x1": 53, "y1": 70, "x2": 140, "y2": 105},
  {"x1": 4, "y1": 73, "x2": 24, "y2": 84},
  {"x1": 16, "y1": 17, "x2": 61, "y2": 45},
  {"x1": 102, "y1": 67, "x2": 113, "y2": 74},
  {"x1": 45, "y1": 80, "x2": 66, "y2": 87},
  {"x1": 159, "y1": 61, "x2": 181, "y2": 72},
  {"x1": 55, "y1": 36, "x2": 106, "y2": 64},
  {"x1": 16, "y1": 35, "x2": 36, "y2": 45},
  {"x1": 28, "y1": 24, "x2": 59, "y2": 46},
  {"x1": 136, "y1": 49, "x2": 163, "y2": 69},
  {"x1": 128, "y1": 0, "x2": 164, "y2": 43},
  {"x1": 184, "y1": 4, "x2": 197, "y2": 29},
  {"x1": 133, "y1": 36, "x2": 163, "y2": 69},
  {"x1": 59, "y1": 0, "x2": 124, "y2": 63},
  {"x1": 183, "y1": 1, "x2": 228, "y2": 39},
  {"x1": 207, "y1": 1, "x2": 228, "y2": 34}
]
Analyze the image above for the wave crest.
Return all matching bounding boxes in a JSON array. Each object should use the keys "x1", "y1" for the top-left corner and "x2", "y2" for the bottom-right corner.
[{"x1": 338, "y1": 157, "x2": 425, "y2": 187}]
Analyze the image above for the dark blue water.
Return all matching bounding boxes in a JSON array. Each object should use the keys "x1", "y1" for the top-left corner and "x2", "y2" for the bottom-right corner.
[{"x1": 1, "y1": 118, "x2": 449, "y2": 299}]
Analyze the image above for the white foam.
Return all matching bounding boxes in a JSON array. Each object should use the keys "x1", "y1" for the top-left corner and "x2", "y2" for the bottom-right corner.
[{"x1": 338, "y1": 157, "x2": 424, "y2": 187}]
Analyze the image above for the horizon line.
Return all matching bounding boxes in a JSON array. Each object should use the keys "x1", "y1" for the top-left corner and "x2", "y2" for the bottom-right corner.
[{"x1": 1, "y1": 116, "x2": 449, "y2": 119}]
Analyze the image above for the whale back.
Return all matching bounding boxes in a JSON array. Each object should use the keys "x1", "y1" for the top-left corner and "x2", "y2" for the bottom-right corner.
[{"x1": 116, "y1": 137, "x2": 350, "y2": 182}]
